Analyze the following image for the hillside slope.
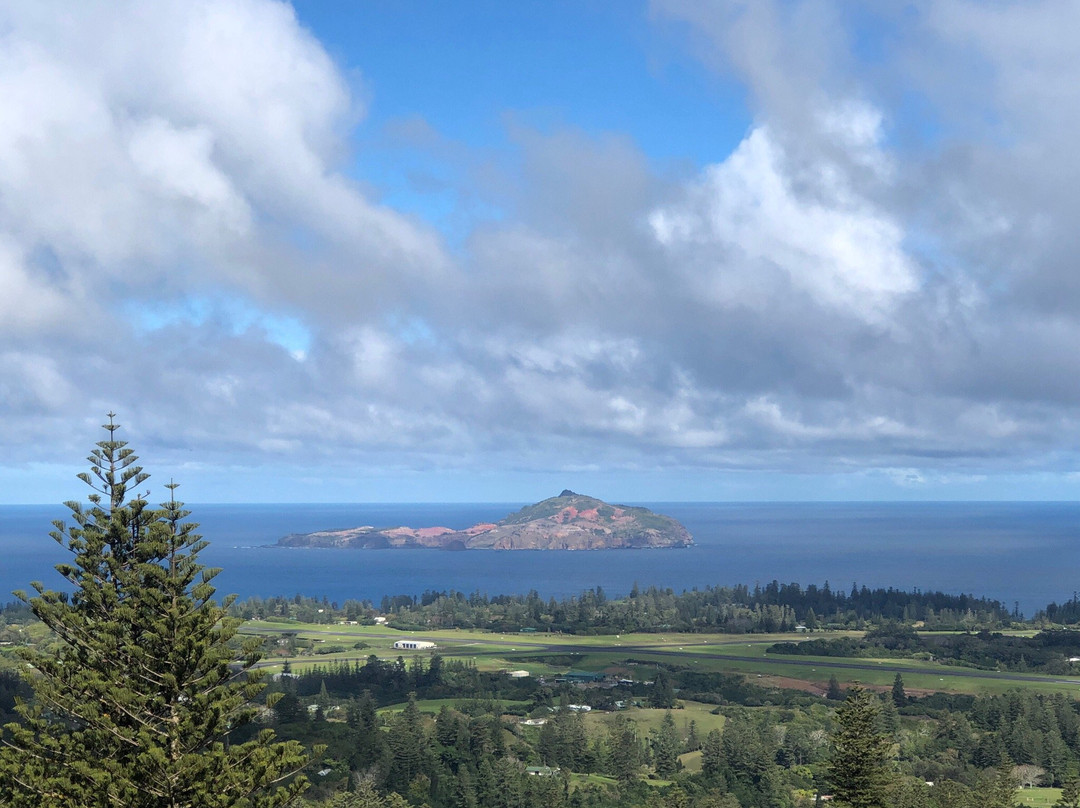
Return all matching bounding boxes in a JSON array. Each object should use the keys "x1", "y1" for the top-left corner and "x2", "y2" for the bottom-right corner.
[{"x1": 276, "y1": 491, "x2": 692, "y2": 550}]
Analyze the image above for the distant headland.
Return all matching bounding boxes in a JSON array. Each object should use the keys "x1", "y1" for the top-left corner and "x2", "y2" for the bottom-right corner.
[{"x1": 276, "y1": 491, "x2": 693, "y2": 550}]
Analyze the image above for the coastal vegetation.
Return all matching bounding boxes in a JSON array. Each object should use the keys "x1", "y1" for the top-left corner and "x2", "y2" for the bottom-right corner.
[{"x1": 225, "y1": 582, "x2": 1013, "y2": 635}]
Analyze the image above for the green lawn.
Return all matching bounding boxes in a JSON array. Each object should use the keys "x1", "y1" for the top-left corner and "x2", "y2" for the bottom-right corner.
[
  {"x1": 579, "y1": 701, "x2": 725, "y2": 741},
  {"x1": 377, "y1": 697, "x2": 532, "y2": 715},
  {"x1": 679, "y1": 750, "x2": 703, "y2": 774},
  {"x1": 1015, "y1": 786, "x2": 1061, "y2": 807},
  {"x1": 568, "y1": 772, "x2": 618, "y2": 789}
]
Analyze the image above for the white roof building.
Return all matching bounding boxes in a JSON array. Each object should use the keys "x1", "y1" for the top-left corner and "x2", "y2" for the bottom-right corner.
[{"x1": 393, "y1": 640, "x2": 437, "y2": 651}]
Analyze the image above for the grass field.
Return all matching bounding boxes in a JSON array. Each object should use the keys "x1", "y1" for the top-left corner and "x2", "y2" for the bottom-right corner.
[
  {"x1": 238, "y1": 621, "x2": 1080, "y2": 699},
  {"x1": 679, "y1": 750, "x2": 703, "y2": 774},
  {"x1": 568, "y1": 772, "x2": 618, "y2": 789},
  {"x1": 1015, "y1": 787, "x2": 1061, "y2": 807},
  {"x1": 579, "y1": 701, "x2": 726, "y2": 739},
  {"x1": 377, "y1": 697, "x2": 533, "y2": 715}
]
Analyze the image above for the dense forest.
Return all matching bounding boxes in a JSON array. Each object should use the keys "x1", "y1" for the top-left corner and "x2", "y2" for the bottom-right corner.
[
  {"x1": 10, "y1": 588, "x2": 1080, "y2": 806},
  {"x1": 13, "y1": 582, "x2": 1080, "y2": 807},
  {"x1": 224, "y1": 582, "x2": 1015, "y2": 635},
  {"x1": 239, "y1": 652, "x2": 1080, "y2": 808}
]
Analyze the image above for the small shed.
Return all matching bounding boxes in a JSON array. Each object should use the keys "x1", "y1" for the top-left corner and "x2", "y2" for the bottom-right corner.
[{"x1": 525, "y1": 766, "x2": 560, "y2": 777}]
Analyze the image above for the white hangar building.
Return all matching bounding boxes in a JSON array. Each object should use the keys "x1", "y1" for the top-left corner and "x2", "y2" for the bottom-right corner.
[{"x1": 393, "y1": 640, "x2": 437, "y2": 651}]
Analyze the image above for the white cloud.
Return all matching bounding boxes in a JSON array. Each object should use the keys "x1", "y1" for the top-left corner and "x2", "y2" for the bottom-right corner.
[
  {"x1": 0, "y1": 0, "x2": 446, "y2": 316},
  {"x1": 127, "y1": 118, "x2": 252, "y2": 236},
  {"x1": 0, "y1": 350, "x2": 74, "y2": 411},
  {"x1": 343, "y1": 326, "x2": 400, "y2": 386},
  {"x1": 884, "y1": 467, "x2": 926, "y2": 487},
  {"x1": 650, "y1": 124, "x2": 918, "y2": 324},
  {"x1": 0, "y1": 236, "x2": 76, "y2": 335},
  {"x1": 5, "y1": 0, "x2": 1080, "y2": 498}
]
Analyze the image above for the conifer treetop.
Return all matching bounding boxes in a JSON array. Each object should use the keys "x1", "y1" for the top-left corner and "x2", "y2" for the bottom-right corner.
[{"x1": 0, "y1": 416, "x2": 314, "y2": 808}]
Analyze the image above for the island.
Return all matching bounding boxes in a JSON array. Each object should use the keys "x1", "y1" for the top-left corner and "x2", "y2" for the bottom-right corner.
[{"x1": 276, "y1": 491, "x2": 693, "y2": 550}]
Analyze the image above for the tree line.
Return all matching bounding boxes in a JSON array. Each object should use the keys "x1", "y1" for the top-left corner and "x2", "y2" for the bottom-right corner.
[
  {"x1": 224, "y1": 582, "x2": 1013, "y2": 636},
  {"x1": 770, "y1": 622, "x2": 1080, "y2": 674}
]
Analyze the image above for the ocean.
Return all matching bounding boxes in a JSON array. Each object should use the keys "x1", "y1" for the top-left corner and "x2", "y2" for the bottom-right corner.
[{"x1": 2, "y1": 501, "x2": 1078, "y2": 618}]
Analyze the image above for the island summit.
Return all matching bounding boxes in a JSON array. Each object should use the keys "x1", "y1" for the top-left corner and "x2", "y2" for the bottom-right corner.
[{"x1": 276, "y1": 491, "x2": 693, "y2": 550}]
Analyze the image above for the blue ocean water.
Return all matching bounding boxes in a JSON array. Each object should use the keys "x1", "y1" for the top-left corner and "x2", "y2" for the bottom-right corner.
[{"x1": 1, "y1": 502, "x2": 1077, "y2": 617}]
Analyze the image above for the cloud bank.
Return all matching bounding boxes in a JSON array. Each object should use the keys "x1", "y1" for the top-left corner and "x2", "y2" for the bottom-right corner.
[{"x1": 2, "y1": 0, "x2": 1080, "y2": 500}]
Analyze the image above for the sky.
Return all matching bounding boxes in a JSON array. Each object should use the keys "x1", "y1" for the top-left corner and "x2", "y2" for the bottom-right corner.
[{"x1": 2, "y1": 0, "x2": 1080, "y2": 503}]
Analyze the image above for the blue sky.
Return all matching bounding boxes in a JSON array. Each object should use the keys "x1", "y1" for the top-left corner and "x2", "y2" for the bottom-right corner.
[
  {"x1": 304, "y1": 1, "x2": 750, "y2": 241},
  {"x1": 311, "y1": 1, "x2": 749, "y2": 155},
  {"x1": 3, "y1": 0, "x2": 1080, "y2": 503}
]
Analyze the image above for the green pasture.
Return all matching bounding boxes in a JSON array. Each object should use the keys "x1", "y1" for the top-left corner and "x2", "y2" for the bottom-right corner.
[
  {"x1": 568, "y1": 773, "x2": 618, "y2": 789},
  {"x1": 1015, "y1": 787, "x2": 1061, "y2": 807},
  {"x1": 510, "y1": 646, "x2": 1080, "y2": 699},
  {"x1": 679, "y1": 750, "x2": 703, "y2": 774},
  {"x1": 580, "y1": 701, "x2": 725, "y2": 739},
  {"x1": 241, "y1": 621, "x2": 837, "y2": 651},
  {"x1": 241, "y1": 620, "x2": 1080, "y2": 699},
  {"x1": 506, "y1": 702, "x2": 726, "y2": 755},
  {"x1": 377, "y1": 697, "x2": 532, "y2": 716}
]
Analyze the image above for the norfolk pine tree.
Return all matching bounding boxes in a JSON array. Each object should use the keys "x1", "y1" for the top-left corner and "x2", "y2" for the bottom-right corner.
[
  {"x1": 0, "y1": 416, "x2": 311, "y2": 807},
  {"x1": 1057, "y1": 774, "x2": 1080, "y2": 808},
  {"x1": 891, "y1": 672, "x2": 906, "y2": 707},
  {"x1": 828, "y1": 686, "x2": 895, "y2": 808},
  {"x1": 650, "y1": 712, "x2": 681, "y2": 778}
]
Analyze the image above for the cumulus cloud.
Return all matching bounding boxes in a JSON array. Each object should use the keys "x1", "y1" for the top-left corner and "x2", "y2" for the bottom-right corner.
[
  {"x1": 0, "y1": 0, "x2": 444, "y2": 314},
  {"x1": 0, "y1": 0, "x2": 454, "y2": 471},
  {"x1": 650, "y1": 123, "x2": 917, "y2": 324},
  {"x1": 640, "y1": 0, "x2": 1080, "y2": 471},
  {"x1": 4, "y1": 0, "x2": 1080, "y2": 499}
]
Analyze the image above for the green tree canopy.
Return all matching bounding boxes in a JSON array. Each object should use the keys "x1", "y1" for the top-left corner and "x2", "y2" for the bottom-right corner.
[
  {"x1": 0, "y1": 415, "x2": 311, "y2": 807},
  {"x1": 892, "y1": 672, "x2": 907, "y2": 707},
  {"x1": 651, "y1": 712, "x2": 681, "y2": 778},
  {"x1": 827, "y1": 675, "x2": 844, "y2": 701},
  {"x1": 1057, "y1": 774, "x2": 1080, "y2": 808},
  {"x1": 828, "y1": 686, "x2": 896, "y2": 808},
  {"x1": 650, "y1": 668, "x2": 676, "y2": 709}
]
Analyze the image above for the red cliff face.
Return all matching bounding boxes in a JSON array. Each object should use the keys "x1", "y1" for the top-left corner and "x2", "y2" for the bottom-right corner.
[{"x1": 277, "y1": 493, "x2": 692, "y2": 550}]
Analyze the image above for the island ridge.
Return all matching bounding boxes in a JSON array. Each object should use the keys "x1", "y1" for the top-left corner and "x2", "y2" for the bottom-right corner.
[{"x1": 276, "y1": 491, "x2": 693, "y2": 550}]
